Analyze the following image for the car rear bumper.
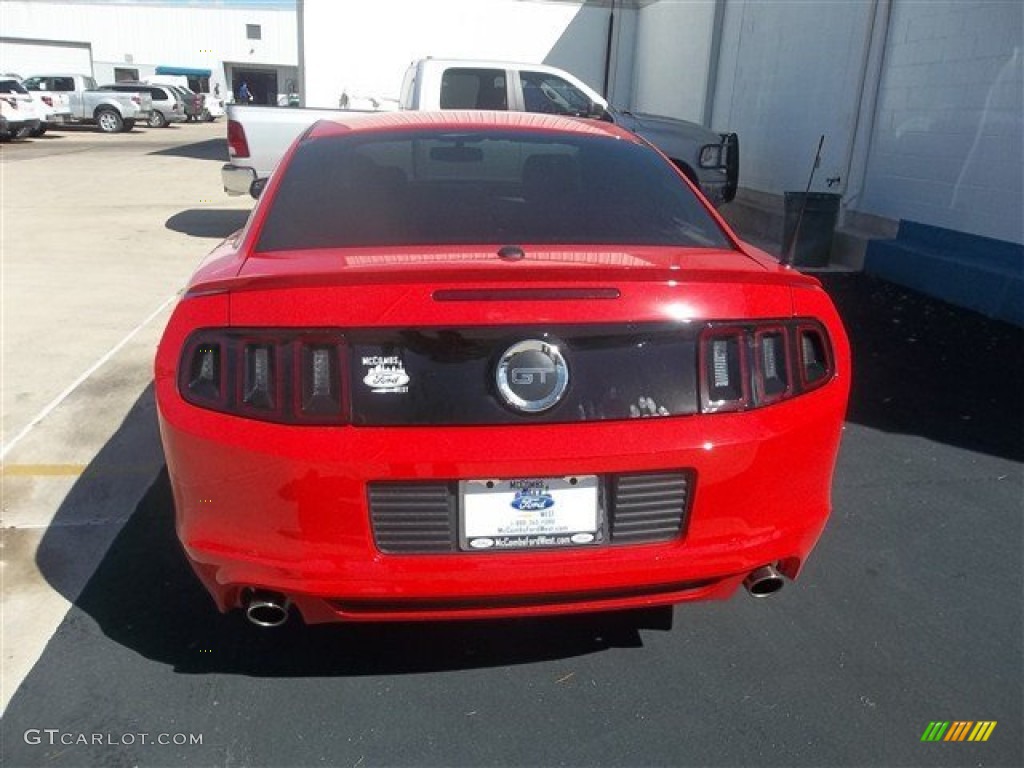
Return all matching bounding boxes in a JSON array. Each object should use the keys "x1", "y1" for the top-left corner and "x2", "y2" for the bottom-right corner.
[
  {"x1": 157, "y1": 379, "x2": 846, "y2": 623},
  {"x1": 2, "y1": 117, "x2": 40, "y2": 134},
  {"x1": 222, "y1": 163, "x2": 256, "y2": 196}
]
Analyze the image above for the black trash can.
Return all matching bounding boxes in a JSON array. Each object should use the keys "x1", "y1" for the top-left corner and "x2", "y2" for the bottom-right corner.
[{"x1": 783, "y1": 192, "x2": 840, "y2": 267}]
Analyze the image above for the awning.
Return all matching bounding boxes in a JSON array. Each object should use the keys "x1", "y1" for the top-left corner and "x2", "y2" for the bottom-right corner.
[{"x1": 155, "y1": 66, "x2": 212, "y2": 77}]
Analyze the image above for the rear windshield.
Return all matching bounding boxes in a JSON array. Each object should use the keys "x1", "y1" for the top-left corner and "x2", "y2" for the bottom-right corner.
[{"x1": 256, "y1": 129, "x2": 732, "y2": 252}]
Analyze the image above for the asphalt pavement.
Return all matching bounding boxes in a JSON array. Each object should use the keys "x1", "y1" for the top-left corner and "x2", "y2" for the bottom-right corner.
[{"x1": 1, "y1": 125, "x2": 1021, "y2": 767}]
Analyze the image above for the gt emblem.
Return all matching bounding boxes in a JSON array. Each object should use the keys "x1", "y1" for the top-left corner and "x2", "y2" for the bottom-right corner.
[
  {"x1": 496, "y1": 340, "x2": 569, "y2": 413},
  {"x1": 510, "y1": 367, "x2": 551, "y2": 385}
]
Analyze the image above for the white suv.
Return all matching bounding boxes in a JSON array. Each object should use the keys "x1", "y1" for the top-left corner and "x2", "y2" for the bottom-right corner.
[{"x1": 0, "y1": 77, "x2": 41, "y2": 140}]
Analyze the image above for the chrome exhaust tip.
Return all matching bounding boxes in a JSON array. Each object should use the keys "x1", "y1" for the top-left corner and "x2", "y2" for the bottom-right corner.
[
  {"x1": 743, "y1": 565, "x2": 785, "y2": 597},
  {"x1": 243, "y1": 589, "x2": 291, "y2": 627}
]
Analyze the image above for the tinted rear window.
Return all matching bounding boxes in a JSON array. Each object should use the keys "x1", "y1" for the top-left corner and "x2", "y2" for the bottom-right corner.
[
  {"x1": 0, "y1": 80, "x2": 29, "y2": 94},
  {"x1": 256, "y1": 129, "x2": 732, "y2": 253}
]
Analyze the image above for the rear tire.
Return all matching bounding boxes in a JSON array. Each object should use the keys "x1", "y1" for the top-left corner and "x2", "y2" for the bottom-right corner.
[
  {"x1": 148, "y1": 110, "x2": 167, "y2": 128},
  {"x1": 123, "y1": 119, "x2": 135, "y2": 131},
  {"x1": 201, "y1": 108, "x2": 212, "y2": 122},
  {"x1": 31, "y1": 124, "x2": 47, "y2": 137},
  {"x1": 96, "y1": 109, "x2": 123, "y2": 133}
]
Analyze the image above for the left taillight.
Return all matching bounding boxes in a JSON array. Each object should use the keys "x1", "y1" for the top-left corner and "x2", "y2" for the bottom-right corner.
[
  {"x1": 179, "y1": 330, "x2": 348, "y2": 424},
  {"x1": 699, "y1": 319, "x2": 834, "y2": 413},
  {"x1": 227, "y1": 119, "x2": 249, "y2": 157}
]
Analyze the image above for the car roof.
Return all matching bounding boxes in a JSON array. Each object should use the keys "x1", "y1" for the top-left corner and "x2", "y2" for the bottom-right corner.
[
  {"x1": 416, "y1": 58, "x2": 589, "y2": 77},
  {"x1": 307, "y1": 110, "x2": 639, "y2": 142}
]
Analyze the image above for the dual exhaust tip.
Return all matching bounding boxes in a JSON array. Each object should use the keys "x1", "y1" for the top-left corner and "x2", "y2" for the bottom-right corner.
[
  {"x1": 743, "y1": 564, "x2": 785, "y2": 597},
  {"x1": 242, "y1": 565, "x2": 785, "y2": 627},
  {"x1": 243, "y1": 589, "x2": 291, "y2": 627}
]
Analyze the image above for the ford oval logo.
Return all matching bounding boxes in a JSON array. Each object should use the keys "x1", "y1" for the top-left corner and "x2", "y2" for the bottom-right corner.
[
  {"x1": 495, "y1": 339, "x2": 569, "y2": 413},
  {"x1": 510, "y1": 492, "x2": 555, "y2": 511}
]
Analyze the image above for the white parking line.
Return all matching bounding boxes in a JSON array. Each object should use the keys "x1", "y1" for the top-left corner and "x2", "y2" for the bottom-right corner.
[{"x1": 0, "y1": 294, "x2": 177, "y2": 461}]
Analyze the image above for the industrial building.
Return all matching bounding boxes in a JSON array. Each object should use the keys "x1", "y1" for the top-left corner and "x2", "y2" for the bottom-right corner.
[{"x1": 1, "y1": 0, "x2": 297, "y2": 105}]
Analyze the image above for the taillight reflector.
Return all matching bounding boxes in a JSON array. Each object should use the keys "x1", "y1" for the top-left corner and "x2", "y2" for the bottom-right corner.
[
  {"x1": 798, "y1": 325, "x2": 832, "y2": 390},
  {"x1": 699, "y1": 320, "x2": 833, "y2": 413},
  {"x1": 700, "y1": 330, "x2": 749, "y2": 413},
  {"x1": 227, "y1": 119, "x2": 250, "y2": 158},
  {"x1": 754, "y1": 327, "x2": 791, "y2": 404},
  {"x1": 179, "y1": 330, "x2": 348, "y2": 424}
]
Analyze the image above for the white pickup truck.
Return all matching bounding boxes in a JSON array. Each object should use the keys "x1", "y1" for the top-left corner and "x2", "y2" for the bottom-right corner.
[
  {"x1": 21, "y1": 73, "x2": 152, "y2": 133},
  {"x1": 222, "y1": 58, "x2": 738, "y2": 205}
]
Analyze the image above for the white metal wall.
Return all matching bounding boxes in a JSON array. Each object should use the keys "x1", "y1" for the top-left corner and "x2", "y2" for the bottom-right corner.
[
  {"x1": 0, "y1": 38, "x2": 93, "y2": 77},
  {"x1": 709, "y1": 0, "x2": 876, "y2": 196},
  {"x1": 300, "y1": 0, "x2": 637, "y2": 109},
  {"x1": 860, "y1": 0, "x2": 1023, "y2": 243},
  {"x1": 1, "y1": 0, "x2": 297, "y2": 97},
  {"x1": 632, "y1": 0, "x2": 715, "y2": 123}
]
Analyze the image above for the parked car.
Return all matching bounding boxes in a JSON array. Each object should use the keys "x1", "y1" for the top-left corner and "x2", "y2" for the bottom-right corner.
[
  {"x1": 1, "y1": 73, "x2": 70, "y2": 136},
  {"x1": 202, "y1": 92, "x2": 225, "y2": 120},
  {"x1": 156, "y1": 111, "x2": 850, "y2": 628},
  {"x1": 0, "y1": 76, "x2": 41, "y2": 140},
  {"x1": 148, "y1": 76, "x2": 220, "y2": 121},
  {"x1": 99, "y1": 82, "x2": 185, "y2": 127},
  {"x1": 21, "y1": 74, "x2": 151, "y2": 133},
  {"x1": 169, "y1": 85, "x2": 209, "y2": 122}
]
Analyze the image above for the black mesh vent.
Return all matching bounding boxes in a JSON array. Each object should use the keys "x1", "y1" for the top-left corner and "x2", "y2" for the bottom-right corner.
[
  {"x1": 609, "y1": 472, "x2": 691, "y2": 544},
  {"x1": 369, "y1": 482, "x2": 456, "y2": 553}
]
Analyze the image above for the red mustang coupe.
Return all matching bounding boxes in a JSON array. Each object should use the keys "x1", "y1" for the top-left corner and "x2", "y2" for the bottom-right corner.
[{"x1": 155, "y1": 111, "x2": 849, "y2": 627}]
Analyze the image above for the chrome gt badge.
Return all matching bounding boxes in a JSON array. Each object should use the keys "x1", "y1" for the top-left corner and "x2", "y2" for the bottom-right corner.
[{"x1": 495, "y1": 340, "x2": 569, "y2": 413}]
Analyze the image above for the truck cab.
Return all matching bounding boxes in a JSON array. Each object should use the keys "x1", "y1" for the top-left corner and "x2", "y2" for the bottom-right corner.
[{"x1": 400, "y1": 59, "x2": 738, "y2": 205}]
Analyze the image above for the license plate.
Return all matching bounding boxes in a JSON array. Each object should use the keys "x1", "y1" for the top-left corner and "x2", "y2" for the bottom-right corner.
[{"x1": 459, "y1": 475, "x2": 602, "y2": 551}]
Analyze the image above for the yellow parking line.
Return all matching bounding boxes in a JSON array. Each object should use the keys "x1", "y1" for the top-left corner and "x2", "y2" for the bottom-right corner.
[
  {"x1": 1, "y1": 464, "x2": 88, "y2": 476},
  {"x1": 1, "y1": 464, "x2": 162, "y2": 477}
]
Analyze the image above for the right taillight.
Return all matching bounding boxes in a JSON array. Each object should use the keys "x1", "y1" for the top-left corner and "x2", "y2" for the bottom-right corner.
[
  {"x1": 797, "y1": 323, "x2": 832, "y2": 390},
  {"x1": 227, "y1": 119, "x2": 250, "y2": 158},
  {"x1": 179, "y1": 329, "x2": 348, "y2": 424},
  {"x1": 699, "y1": 319, "x2": 834, "y2": 413}
]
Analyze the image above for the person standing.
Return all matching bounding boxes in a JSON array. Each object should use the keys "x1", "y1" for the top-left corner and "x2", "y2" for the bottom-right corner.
[{"x1": 238, "y1": 81, "x2": 252, "y2": 104}]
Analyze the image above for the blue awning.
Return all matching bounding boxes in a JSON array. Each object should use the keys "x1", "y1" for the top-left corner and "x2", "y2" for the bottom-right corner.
[{"x1": 155, "y1": 66, "x2": 212, "y2": 77}]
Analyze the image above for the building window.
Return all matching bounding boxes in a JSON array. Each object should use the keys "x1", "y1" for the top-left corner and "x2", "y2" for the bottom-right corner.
[
  {"x1": 114, "y1": 67, "x2": 139, "y2": 82},
  {"x1": 246, "y1": 24, "x2": 262, "y2": 40}
]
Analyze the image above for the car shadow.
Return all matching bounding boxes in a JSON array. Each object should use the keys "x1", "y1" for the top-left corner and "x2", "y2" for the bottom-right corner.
[
  {"x1": 36, "y1": 388, "x2": 656, "y2": 677},
  {"x1": 149, "y1": 137, "x2": 227, "y2": 161},
  {"x1": 165, "y1": 208, "x2": 249, "y2": 239},
  {"x1": 818, "y1": 273, "x2": 1023, "y2": 462}
]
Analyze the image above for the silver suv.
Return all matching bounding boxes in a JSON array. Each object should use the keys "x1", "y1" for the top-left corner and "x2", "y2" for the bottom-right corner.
[{"x1": 99, "y1": 82, "x2": 185, "y2": 128}]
